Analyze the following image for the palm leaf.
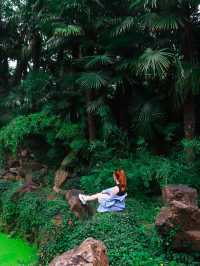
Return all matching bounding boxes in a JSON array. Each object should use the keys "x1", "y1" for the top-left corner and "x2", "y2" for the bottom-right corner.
[
  {"x1": 130, "y1": 0, "x2": 158, "y2": 9},
  {"x1": 54, "y1": 25, "x2": 83, "y2": 37},
  {"x1": 137, "y1": 48, "x2": 173, "y2": 79},
  {"x1": 64, "y1": 0, "x2": 84, "y2": 10},
  {"x1": 86, "y1": 98, "x2": 104, "y2": 114},
  {"x1": 141, "y1": 13, "x2": 183, "y2": 31},
  {"x1": 76, "y1": 72, "x2": 108, "y2": 89},
  {"x1": 85, "y1": 55, "x2": 113, "y2": 69},
  {"x1": 134, "y1": 100, "x2": 165, "y2": 139},
  {"x1": 112, "y1": 16, "x2": 136, "y2": 36}
]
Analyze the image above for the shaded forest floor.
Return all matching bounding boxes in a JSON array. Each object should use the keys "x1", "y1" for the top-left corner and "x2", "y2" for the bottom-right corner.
[{"x1": 0, "y1": 179, "x2": 199, "y2": 266}]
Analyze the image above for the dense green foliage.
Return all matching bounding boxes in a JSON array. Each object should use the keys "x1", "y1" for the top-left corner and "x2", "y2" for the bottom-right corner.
[
  {"x1": 1, "y1": 0, "x2": 200, "y2": 171},
  {"x1": 0, "y1": 180, "x2": 199, "y2": 266},
  {"x1": 1, "y1": 0, "x2": 200, "y2": 265}
]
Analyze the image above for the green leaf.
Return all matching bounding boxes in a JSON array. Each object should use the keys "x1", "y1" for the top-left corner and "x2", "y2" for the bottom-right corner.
[
  {"x1": 85, "y1": 55, "x2": 113, "y2": 69},
  {"x1": 141, "y1": 13, "x2": 183, "y2": 31},
  {"x1": 54, "y1": 25, "x2": 83, "y2": 37},
  {"x1": 137, "y1": 48, "x2": 173, "y2": 79},
  {"x1": 112, "y1": 17, "x2": 136, "y2": 36},
  {"x1": 76, "y1": 72, "x2": 108, "y2": 89}
]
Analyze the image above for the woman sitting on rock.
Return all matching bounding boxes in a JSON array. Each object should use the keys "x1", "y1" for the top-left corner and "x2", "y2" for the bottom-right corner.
[{"x1": 79, "y1": 169, "x2": 127, "y2": 212}]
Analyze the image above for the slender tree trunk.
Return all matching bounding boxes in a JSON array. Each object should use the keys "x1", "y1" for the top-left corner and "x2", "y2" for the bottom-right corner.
[
  {"x1": 32, "y1": 31, "x2": 42, "y2": 71},
  {"x1": 57, "y1": 49, "x2": 64, "y2": 78},
  {"x1": 0, "y1": 57, "x2": 9, "y2": 92},
  {"x1": 183, "y1": 10, "x2": 195, "y2": 160},
  {"x1": 184, "y1": 95, "x2": 195, "y2": 140},
  {"x1": 86, "y1": 90, "x2": 97, "y2": 141},
  {"x1": 72, "y1": 43, "x2": 97, "y2": 141},
  {"x1": 183, "y1": 9, "x2": 195, "y2": 139},
  {"x1": 12, "y1": 58, "x2": 28, "y2": 87}
]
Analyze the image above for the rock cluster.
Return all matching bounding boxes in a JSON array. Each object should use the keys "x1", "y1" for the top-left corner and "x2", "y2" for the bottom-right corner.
[
  {"x1": 0, "y1": 149, "x2": 47, "y2": 182},
  {"x1": 49, "y1": 238, "x2": 109, "y2": 266},
  {"x1": 155, "y1": 185, "x2": 200, "y2": 251}
]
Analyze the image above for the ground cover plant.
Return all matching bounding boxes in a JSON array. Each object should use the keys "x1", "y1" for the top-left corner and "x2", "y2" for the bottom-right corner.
[{"x1": 0, "y1": 177, "x2": 199, "y2": 266}]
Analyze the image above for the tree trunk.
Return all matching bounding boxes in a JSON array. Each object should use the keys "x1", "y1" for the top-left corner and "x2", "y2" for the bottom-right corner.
[
  {"x1": 72, "y1": 43, "x2": 97, "y2": 141},
  {"x1": 182, "y1": 9, "x2": 195, "y2": 160},
  {"x1": 86, "y1": 90, "x2": 97, "y2": 141},
  {"x1": 32, "y1": 31, "x2": 42, "y2": 71},
  {"x1": 12, "y1": 58, "x2": 28, "y2": 87},
  {"x1": 183, "y1": 10, "x2": 194, "y2": 139},
  {"x1": 0, "y1": 57, "x2": 9, "y2": 93},
  {"x1": 183, "y1": 95, "x2": 195, "y2": 161},
  {"x1": 184, "y1": 96, "x2": 195, "y2": 139}
]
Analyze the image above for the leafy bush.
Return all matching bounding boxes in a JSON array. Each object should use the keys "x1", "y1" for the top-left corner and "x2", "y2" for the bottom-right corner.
[
  {"x1": 81, "y1": 148, "x2": 200, "y2": 195},
  {"x1": 0, "y1": 182, "x2": 22, "y2": 225},
  {"x1": 0, "y1": 112, "x2": 87, "y2": 167},
  {"x1": 6, "y1": 71, "x2": 52, "y2": 114}
]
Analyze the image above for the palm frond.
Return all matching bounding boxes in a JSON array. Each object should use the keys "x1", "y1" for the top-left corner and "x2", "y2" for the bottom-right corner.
[
  {"x1": 86, "y1": 98, "x2": 104, "y2": 114},
  {"x1": 64, "y1": 0, "x2": 84, "y2": 10},
  {"x1": 130, "y1": 0, "x2": 158, "y2": 9},
  {"x1": 46, "y1": 36, "x2": 66, "y2": 50},
  {"x1": 141, "y1": 13, "x2": 183, "y2": 31},
  {"x1": 116, "y1": 58, "x2": 137, "y2": 73},
  {"x1": 92, "y1": 0, "x2": 104, "y2": 8},
  {"x1": 134, "y1": 100, "x2": 165, "y2": 139},
  {"x1": 112, "y1": 16, "x2": 136, "y2": 36},
  {"x1": 137, "y1": 48, "x2": 173, "y2": 79},
  {"x1": 54, "y1": 25, "x2": 83, "y2": 37},
  {"x1": 76, "y1": 72, "x2": 108, "y2": 89},
  {"x1": 85, "y1": 55, "x2": 113, "y2": 69}
]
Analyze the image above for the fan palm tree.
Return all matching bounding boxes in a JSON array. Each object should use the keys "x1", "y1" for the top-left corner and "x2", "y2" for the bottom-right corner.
[{"x1": 131, "y1": 0, "x2": 200, "y2": 140}]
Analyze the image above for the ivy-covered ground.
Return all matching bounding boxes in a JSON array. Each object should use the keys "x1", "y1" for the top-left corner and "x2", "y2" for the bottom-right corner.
[{"x1": 0, "y1": 179, "x2": 199, "y2": 266}]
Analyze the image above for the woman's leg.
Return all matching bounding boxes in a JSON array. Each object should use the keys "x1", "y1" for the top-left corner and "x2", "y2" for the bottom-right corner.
[
  {"x1": 84, "y1": 193, "x2": 101, "y2": 201},
  {"x1": 79, "y1": 193, "x2": 101, "y2": 204},
  {"x1": 79, "y1": 192, "x2": 111, "y2": 205}
]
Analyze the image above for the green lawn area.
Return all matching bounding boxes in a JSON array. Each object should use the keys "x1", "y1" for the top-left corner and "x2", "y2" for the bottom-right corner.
[{"x1": 0, "y1": 233, "x2": 38, "y2": 266}]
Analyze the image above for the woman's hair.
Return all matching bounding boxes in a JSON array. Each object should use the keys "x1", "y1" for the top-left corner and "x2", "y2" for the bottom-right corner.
[{"x1": 114, "y1": 169, "x2": 127, "y2": 192}]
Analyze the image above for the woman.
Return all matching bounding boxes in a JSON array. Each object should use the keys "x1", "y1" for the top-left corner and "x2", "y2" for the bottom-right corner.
[{"x1": 79, "y1": 169, "x2": 127, "y2": 212}]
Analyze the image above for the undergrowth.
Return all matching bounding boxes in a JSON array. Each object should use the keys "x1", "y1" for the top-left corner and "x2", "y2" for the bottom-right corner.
[{"x1": 0, "y1": 180, "x2": 199, "y2": 266}]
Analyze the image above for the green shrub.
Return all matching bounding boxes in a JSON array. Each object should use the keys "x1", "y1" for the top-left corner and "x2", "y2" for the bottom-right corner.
[
  {"x1": 0, "y1": 182, "x2": 22, "y2": 225},
  {"x1": 81, "y1": 148, "x2": 200, "y2": 195},
  {"x1": 0, "y1": 112, "x2": 87, "y2": 167}
]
